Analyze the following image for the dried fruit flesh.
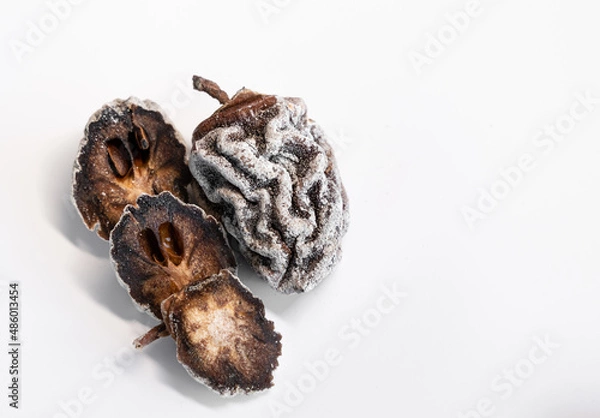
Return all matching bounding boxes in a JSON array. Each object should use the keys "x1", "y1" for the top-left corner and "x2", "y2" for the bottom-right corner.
[
  {"x1": 110, "y1": 192, "x2": 236, "y2": 319},
  {"x1": 161, "y1": 270, "x2": 282, "y2": 395},
  {"x1": 73, "y1": 97, "x2": 191, "y2": 239}
]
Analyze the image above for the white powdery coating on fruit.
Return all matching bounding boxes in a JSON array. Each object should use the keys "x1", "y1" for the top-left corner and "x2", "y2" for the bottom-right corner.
[{"x1": 190, "y1": 97, "x2": 349, "y2": 293}]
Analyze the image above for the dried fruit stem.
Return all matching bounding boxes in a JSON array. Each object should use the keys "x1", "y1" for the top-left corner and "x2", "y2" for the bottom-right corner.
[
  {"x1": 192, "y1": 76, "x2": 230, "y2": 105},
  {"x1": 134, "y1": 323, "x2": 169, "y2": 349}
]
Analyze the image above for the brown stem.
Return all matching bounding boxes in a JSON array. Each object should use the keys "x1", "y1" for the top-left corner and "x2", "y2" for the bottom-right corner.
[
  {"x1": 133, "y1": 323, "x2": 169, "y2": 349},
  {"x1": 192, "y1": 75, "x2": 230, "y2": 105}
]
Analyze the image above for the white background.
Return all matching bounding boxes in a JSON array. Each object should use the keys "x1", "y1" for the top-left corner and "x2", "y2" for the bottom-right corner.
[{"x1": 1, "y1": 0, "x2": 600, "y2": 417}]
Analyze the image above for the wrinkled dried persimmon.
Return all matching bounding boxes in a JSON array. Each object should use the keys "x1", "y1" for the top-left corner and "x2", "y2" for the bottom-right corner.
[{"x1": 189, "y1": 76, "x2": 349, "y2": 293}]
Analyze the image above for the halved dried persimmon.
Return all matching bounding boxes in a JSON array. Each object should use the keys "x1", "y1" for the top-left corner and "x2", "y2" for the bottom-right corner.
[
  {"x1": 161, "y1": 270, "x2": 282, "y2": 395},
  {"x1": 72, "y1": 97, "x2": 191, "y2": 240},
  {"x1": 109, "y1": 192, "x2": 236, "y2": 319}
]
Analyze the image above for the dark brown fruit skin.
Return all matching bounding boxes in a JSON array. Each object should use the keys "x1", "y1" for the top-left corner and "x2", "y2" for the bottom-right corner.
[
  {"x1": 72, "y1": 98, "x2": 191, "y2": 240},
  {"x1": 162, "y1": 270, "x2": 282, "y2": 395},
  {"x1": 192, "y1": 89, "x2": 278, "y2": 140},
  {"x1": 110, "y1": 192, "x2": 236, "y2": 319}
]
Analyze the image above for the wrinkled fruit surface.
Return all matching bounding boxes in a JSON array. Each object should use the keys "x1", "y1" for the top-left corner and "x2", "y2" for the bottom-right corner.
[
  {"x1": 190, "y1": 78, "x2": 349, "y2": 293},
  {"x1": 162, "y1": 270, "x2": 282, "y2": 395},
  {"x1": 73, "y1": 97, "x2": 191, "y2": 239},
  {"x1": 110, "y1": 192, "x2": 236, "y2": 319}
]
